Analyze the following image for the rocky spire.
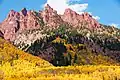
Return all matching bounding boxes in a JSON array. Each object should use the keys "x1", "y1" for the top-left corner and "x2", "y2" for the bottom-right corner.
[
  {"x1": 62, "y1": 8, "x2": 100, "y2": 29},
  {"x1": 0, "y1": 8, "x2": 41, "y2": 41},
  {"x1": 41, "y1": 4, "x2": 63, "y2": 27},
  {"x1": 21, "y1": 8, "x2": 27, "y2": 16},
  {"x1": 44, "y1": 4, "x2": 53, "y2": 11}
]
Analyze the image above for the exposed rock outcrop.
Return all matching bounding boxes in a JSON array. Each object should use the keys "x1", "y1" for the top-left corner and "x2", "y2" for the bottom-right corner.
[
  {"x1": 0, "y1": 4, "x2": 102, "y2": 41},
  {"x1": 0, "y1": 30, "x2": 3, "y2": 38},
  {"x1": 0, "y1": 9, "x2": 42, "y2": 41},
  {"x1": 62, "y1": 8, "x2": 100, "y2": 29},
  {"x1": 40, "y1": 4, "x2": 64, "y2": 28}
]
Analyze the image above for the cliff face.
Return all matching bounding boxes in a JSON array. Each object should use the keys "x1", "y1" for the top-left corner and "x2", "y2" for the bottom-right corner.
[
  {"x1": 61, "y1": 8, "x2": 100, "y2": 29},
  {"x1": 40, "y1": 4, "x2": 64, "y2": 28},
  {"x1": 0, "y1": 4, "x2": 101, "y2": 41},
  {"x1": 0, "y1": 8, "x2": 42, "y2": 41}
]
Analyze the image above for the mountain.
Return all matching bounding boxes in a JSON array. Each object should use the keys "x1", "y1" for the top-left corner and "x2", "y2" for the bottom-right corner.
[
  {"x1": 0, "y1": 4, "x2": 102, "y2": 41},
  {"x1": 0, "y1": 4, "x2": 120, "y2": 66},
  {"x1": 0, "y1": 8, "x2": 41, "y2": 41},
  {"x1": 62, "y1": 8, "x2": 100, "y2": 29}
]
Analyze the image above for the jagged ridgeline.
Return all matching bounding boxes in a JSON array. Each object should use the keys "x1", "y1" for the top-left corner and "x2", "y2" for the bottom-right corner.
[{"x1": 13, "y1": 24, "x2": 120, "y2": 66}]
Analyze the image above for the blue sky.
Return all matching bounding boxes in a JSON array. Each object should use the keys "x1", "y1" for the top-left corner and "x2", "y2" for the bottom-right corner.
[{"x1": 0, "y1": 0, "x2": 120, "y2": 28}]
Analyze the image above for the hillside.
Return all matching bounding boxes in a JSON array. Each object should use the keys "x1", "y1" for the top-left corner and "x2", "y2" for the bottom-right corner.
[
  {"x1": 0, "y1": 38, "x2": 52, "y2": 67},
  {"x1": 11, "y1": 24, "x2": 120, "y2": 66},
  {"x1": 0, "y1": 38, "x2": 120, "y2": 80},
  {"x1": 0, "y1": 38, "x2": 53, "y2": 79}
]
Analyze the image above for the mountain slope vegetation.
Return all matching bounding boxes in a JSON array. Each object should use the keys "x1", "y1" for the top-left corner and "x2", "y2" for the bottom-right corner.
[
  {"x1": 0, "y1": 38, "x2": 120, "y2": 80},
  {"x1": 14, "y1": 24, "x2": 119, "y2": 66}
]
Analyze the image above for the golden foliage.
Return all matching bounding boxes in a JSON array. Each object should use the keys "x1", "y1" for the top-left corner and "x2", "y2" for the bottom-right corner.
[
  {"x1": 0, "y1": 38, "x2": 52, "y2": 67},
  {"x1": 52, "y1": 36, "x2": 66, "y2": 44},
  {"x1": 0, "y1": 38, "x2": 53, "y2": 79},
  {"x1": 1, "y1": 64, "x2": 120, "y2": 80},
  {"x1": 0, "y1": 38, "x2": 120, "y2": 80}
]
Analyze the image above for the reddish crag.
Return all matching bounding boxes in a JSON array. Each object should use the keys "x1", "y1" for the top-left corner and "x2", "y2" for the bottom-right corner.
[{"x1": 0, "y1": 4, "x2": 100, "y2": 41}]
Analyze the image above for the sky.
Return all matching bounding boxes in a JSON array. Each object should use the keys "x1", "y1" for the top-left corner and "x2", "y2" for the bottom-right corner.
[{"x1": 0, "y1": 0, "x2": 120, "y2": 28}]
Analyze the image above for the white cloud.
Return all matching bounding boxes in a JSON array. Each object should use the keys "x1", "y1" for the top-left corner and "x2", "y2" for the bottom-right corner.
[
  {"x1": 88, "y1": 12, "x2": 100, "y2": 20},
  {"x1": 88, "y1": 12, "x2": 92, "y2": 15},
  {"x1": 92, "y1": 16, "x2": 100, "y2": 20},
  {"x1": 43, "y1": 0, "x2": 100, "y2": 20},
  {"x1": 43, "y1": 0, "x2": 88, "y2": 14},
  {"x1": 110, "y1": 23, "x2": 119, "y2": 28},
  {"x1": 69, "y1": 4, "x2": 88, "y2": 14}
]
